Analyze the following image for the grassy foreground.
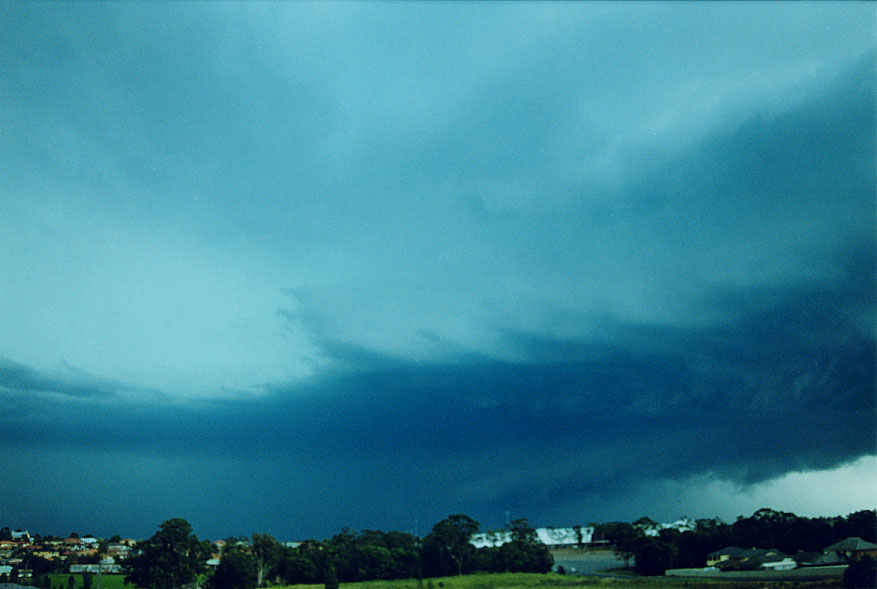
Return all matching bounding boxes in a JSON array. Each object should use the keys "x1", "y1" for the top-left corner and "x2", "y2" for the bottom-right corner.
[
  {"x1": 44, "y1": 571, "x2": 842, "y2": 589},
  {"x1": 47, "y1": 573, "x2": 135, "y2": 589},
  {"x1": 281, "y1": 572, "x2": 841, "y2": 589}
]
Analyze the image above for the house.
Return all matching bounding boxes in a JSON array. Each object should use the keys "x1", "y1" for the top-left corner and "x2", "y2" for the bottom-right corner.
[
  {"x1": 470, "y1": 531, "x2": 511, "y2": 548},
  {"x1": 536, "y1": 527, "x2": 595, "y2": 547},
  {"x1": 68, "y1": 564, "x2": 123, "y2": 574},
  {"x1": 759, "y1": 556, "x2": 798, "y2": 571},
  {"x1": 708, "y1": 547, "x2": 787, "y2": 570},
  {"x1": 642, "y1": 518, "x2": 696, "y2": 538},
  {"x1": 706, "y1": 546, "x2": 753, "y2": 566},
  {"x1": 107, "y1": 544, "x2": 130, "y2": 559},
  {"x1": 63, "y1": 538, "x2": 82, "y2": 549},
  {"x1": 470, "y1": 526, "x2": 595, "y2": 549},
  {"x1": 823, "y1": 537, "x2": 877, "y2": 562},
  {"x1": 32, "y1": 551, "x2": 60, "y2": 560}
]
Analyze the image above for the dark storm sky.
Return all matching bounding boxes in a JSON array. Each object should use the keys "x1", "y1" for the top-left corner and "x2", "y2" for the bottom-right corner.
[{"x1": 1, "y1": 2, "x2": 874, "y2": 540}]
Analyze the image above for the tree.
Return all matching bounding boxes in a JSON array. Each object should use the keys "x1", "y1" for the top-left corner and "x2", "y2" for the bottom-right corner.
[
  {"x1": 97, "y1": 539, "x2": 109, "y2": 589},
  {"x1": 572, "y1": 525, "x2": 584, "y2": 546},
  {"x1": 278, "y1": 551, "x2": 317, "y2": 585},
  {"x1": 251, "y1": 533, "x2": 281, "y2": 587},
  {"x1": 425, "y1": 515, "x2": 479, "y2": 576},
  {"x1": 499, "y1": 519, "x2": 552, "y2": 574},
  {"x1": 633, "y1": 539, "x2": 676, "y2": 576},
  {"x1": 846, "y1": 510, "x2": 877, "y2": 543},
  {"x1": 124, "y1": 518, "x2": 207, "y2": 589},
  {"x1": 323, "y1": 564, "x2": 338, "y2": 589},
  {"x1": 594, "y1": 522, "x2": 640, "y2": 568},
  {"x1": 210, "y1": 550, "x2": 257, "y2": 589}
]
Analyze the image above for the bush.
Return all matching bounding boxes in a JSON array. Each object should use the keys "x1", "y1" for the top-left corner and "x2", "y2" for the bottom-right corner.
[
  {"x1": 844, "y1": 556, "x2": 877, "y2": 589},
  {"x1": 634, "y1": 539, "x2": 676, "y2": 576},
  {"x1": 211, "y1": 550, "x2": 257, "y2": 589}
]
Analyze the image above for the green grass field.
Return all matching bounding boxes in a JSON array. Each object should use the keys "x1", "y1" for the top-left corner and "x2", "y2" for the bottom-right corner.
[
  {"x1": 44, "y1": 571, "x2": 841, "y2": 589},
  {"x1": 281, "y1": 572, "x2": 841, "y2": 589},
  {"x1": 47, "y1": 573, "x2": 135, "y2": 589}
]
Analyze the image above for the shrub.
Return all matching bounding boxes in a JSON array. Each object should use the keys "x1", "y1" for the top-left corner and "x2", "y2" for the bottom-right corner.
[{"x1": 844, "y1": 556, "x2": 876, "y2": 589}]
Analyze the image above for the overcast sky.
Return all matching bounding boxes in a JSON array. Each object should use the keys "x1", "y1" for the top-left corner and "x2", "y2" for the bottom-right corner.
[{"x1": 1, "y1": 2, "x2": 875, "y2": 541}]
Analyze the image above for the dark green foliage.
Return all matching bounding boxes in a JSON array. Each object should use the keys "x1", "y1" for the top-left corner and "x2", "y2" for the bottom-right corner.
[
  {"x1": 322, "y1": 528, "x2": 421, "y2": 582},
  {"x1": 124, "y1": 518, "x2": 207, "y2": 589},
  {"x1": 599, "y1": 508, "x2": 877, "y2": 573},
  {"x1": 420, "y1": 536, "x2": 457, "y2": 578},
  {"x1": 423, "y1": 515, "x2": 480, "y2": 577},
  {"x1": 844, "y1": 556, "x2": 877, "y2": 588},
  {"x1": 93, "y1": 508, "x2": 876, "y2": 588},
  {"x1": 250, "y1": 533, "x2": 282, "y2": 587},
  {"x1": 633, "y1": 539, "x2": 676, "y2": 576},
  {"x1": 31, "y1": 554, "x2": 62, "y2": 575},
  {"x1": 846, "y1": 510, "x2": 877, "y2": 543},
  {"x1": 323, "y1": 564, "x2": 338, "y2": 589},
  {"x1": 492, "y1": 519, "x2": 553, "y2": 574},
  {"x1": 210, "y1": 550, "x2": 257, "y2": 589},
  {"x1": 278, "y1": 551, "x2": 317, "y2": 585}
]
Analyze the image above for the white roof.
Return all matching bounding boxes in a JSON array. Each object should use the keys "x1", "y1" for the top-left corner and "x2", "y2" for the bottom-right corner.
[
  {"x1": 536, "y1": 527, "x2": 593, "y2": 545},
  {"x1": 470, "y1": 526, "x2": 594, "y2": 548},
  {"x1": 470, "y1": 532, "x2": 511, "y2": 548}
]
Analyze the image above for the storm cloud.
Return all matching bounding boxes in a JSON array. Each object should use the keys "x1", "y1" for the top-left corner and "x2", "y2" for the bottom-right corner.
[{"x1": 1, "y1": 2, "x2": 874, "y2": 539}]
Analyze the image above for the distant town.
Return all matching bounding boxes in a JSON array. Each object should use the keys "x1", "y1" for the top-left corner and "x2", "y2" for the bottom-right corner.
[{"x1": 1, "y1": 509, "x2": 875, "y2": 588}]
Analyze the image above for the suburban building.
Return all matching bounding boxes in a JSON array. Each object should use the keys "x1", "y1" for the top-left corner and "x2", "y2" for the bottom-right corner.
[
  {"x1": 823, "y1": 537, "x2": 877, "y2": 562},
  {"x1": 470, "y1": 526, "x2": 595, "y2": 549},
  {"x1": 641, "y1": 518, "x2": 696, "y2": 537},
  {"x1": 706, "y1": 547, "x2": 788, "y2": 569}
]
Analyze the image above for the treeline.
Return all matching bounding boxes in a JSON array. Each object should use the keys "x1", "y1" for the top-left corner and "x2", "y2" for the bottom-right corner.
[
  {"x1": 126, "y1": 515, "x2": 552, "y2": 589},
  {"x1": 595, "y1": 508, "x2": 877, "y2": 576}
]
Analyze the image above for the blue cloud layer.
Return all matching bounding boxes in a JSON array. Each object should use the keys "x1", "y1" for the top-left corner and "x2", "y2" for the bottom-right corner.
[{"x1": 1, "y1": 3, "x2": 874, "y2": 539}]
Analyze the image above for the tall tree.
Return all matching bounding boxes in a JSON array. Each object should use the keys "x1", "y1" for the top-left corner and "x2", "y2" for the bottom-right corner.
[
  {"x1": 97, "y1": 539, "x2": 109, "y2": 589},
  {"x1": 425, "y1": 515, "x2": 479, "y2": 576},
  {"x1": 251, "y1": 533, "x2": 281, "y2": 587},
  {"x1": 124, "y1": 518, "x2": 207, "y2": 589}
]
